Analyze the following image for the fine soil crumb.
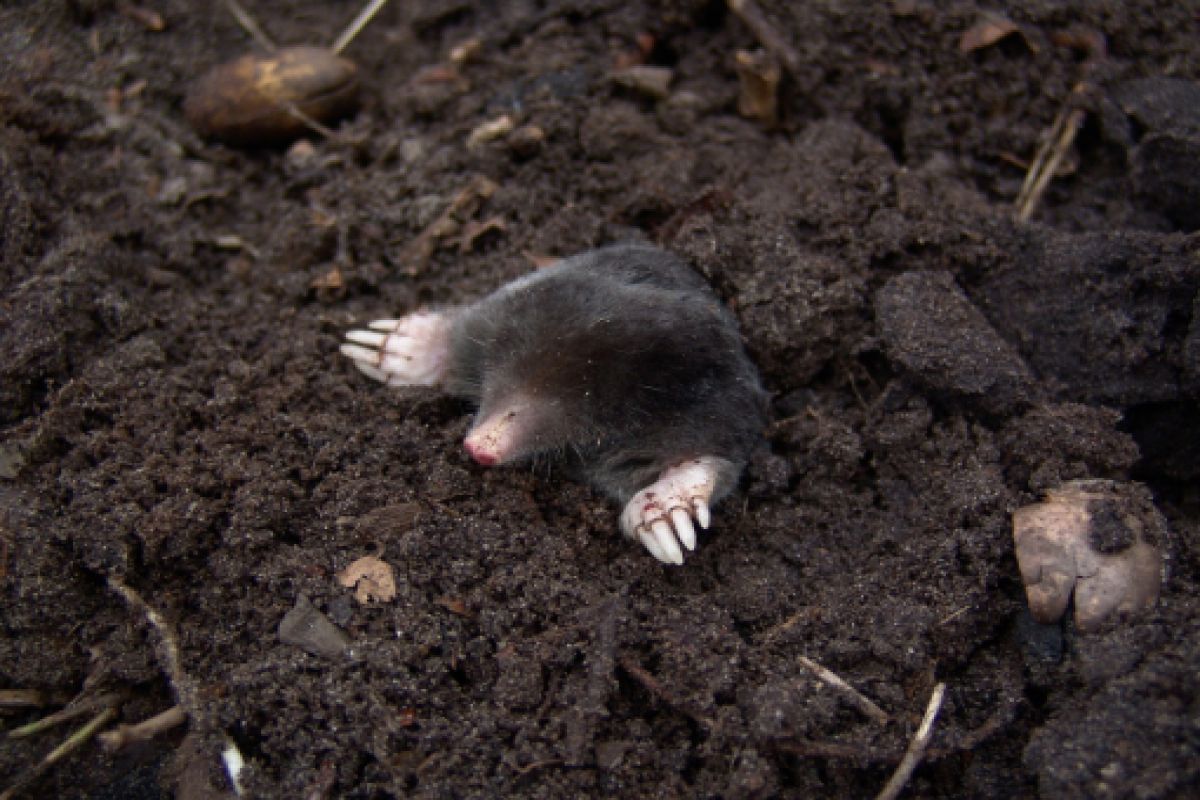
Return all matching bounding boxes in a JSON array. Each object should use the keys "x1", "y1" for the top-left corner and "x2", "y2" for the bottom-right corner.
[{"x1": 1, "y1": 1, "x2": 1197, "y2": 798}]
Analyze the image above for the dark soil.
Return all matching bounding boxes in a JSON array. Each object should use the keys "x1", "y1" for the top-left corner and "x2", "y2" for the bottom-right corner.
[{"x1": 2, "y1": 1, "x2": 1199, "y2": 798}]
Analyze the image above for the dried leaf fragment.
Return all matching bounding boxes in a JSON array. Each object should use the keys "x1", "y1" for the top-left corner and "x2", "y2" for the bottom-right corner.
[
  {"x1": 337, "y1": 555, "x2": 397, "y2": 604},
  {"x1": 456, "y1": 215, "x2": 506, "y2": 253},
  {"x1": 1012, "y1": 480, "x2": 1164, "y2": 631},
  {"x1": 117, "y1": 1, "x2": 165, "y2": 31},
  {"x1": 435, "y1": 596, "x2": 475, "y2": 619},
  {"x1": 310, "y1": 264, "x2": 345, "y2": 301},
  {"x1": 401, "y1": 175, "x2": 499, "y2": 273},
  {"x1": 959, "y1": 12, "x2": 1037, "y2": 54}
]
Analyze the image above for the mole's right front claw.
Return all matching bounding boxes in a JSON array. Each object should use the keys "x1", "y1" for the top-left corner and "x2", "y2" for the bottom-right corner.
[{"x1": 620, "y1": 458, "x2": 720, "y2": 565}]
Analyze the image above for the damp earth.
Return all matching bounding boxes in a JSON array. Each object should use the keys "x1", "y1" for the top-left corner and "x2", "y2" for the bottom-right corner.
[{"x1": 1, "y1": 1, "x2": 1198, "y2": 798}]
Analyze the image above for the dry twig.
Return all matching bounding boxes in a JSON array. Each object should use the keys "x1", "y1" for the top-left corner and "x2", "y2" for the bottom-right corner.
[
  {"x1": 798, "y1": 655, "x2": 890, "y2": 724},
  {"x1": 106, "y1": 577, "x2": 198, "y2": 717},
  {"x1": 98, "y1": 705, "x2": 188, "y2": 752},
  {"x1": 223, "y1": 0, "x2": 276, "y2": 51},
  {"x1": 0, "y1": 707, "x2": 117, "y2": 800},
  {"x1": 777, "y1": 738, "x2": 898, "y2": 763},
  {"x1": 875, "y1": 682, "x2": 947, "y2": 800},
  {"x1": 6, "y1": 693, "x2": 122, "y2": 739},
  {"x1": 332, "y1": 0, "x2": 392, "y2": 55},
  {"x1": 0, "y1": 690, "x2": 49, "y2": 711},
  {"x1": 1013, "y1": 32, "x2": 1105, "y2": 222},
  {"x1": 617, "y1": 654, "x2": 716, "y2": 732},
  {"x1": 1013, "y1": 86, "x2": 1088, "y2": 222}
]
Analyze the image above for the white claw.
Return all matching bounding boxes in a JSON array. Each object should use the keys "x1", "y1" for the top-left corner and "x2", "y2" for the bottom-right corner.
[
  {"x1": 670, "y1": 508, "x2": 696, "y2": 551},
  {"x1": 638, "y1": 528, "x2": 670, "y2": 563},
  {"x1": 352, "y1": 361, "x2": 391, "y2": 383},
  {"x1": 345, "y1": 329, "x2": 389, "y2": 348},
  {"x1": 652, "y1": 519, "x2": 684, "y2": 565},
  {"x1": 340, "y1": 342, "x2": 381, "y2": 366},
  {"x1": 368, "y1": 319, "x2": 402, "y2": 331},
  {"x1": 694, "y1": 499, "x2": 711, "y2": 530}
]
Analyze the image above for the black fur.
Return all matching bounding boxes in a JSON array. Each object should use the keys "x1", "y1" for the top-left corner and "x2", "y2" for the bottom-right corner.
[{"x1": 444, "y1": 244, "x2": 768, "y2": 503}]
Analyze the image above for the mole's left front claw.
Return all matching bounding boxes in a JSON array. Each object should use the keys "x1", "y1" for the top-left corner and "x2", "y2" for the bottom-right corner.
[
  {"x1": 340, "y1": 310, "x2": 453, "y2": 387},
  {"x1": 620, "y1": 457, "x2": 720, "y2": 565}
]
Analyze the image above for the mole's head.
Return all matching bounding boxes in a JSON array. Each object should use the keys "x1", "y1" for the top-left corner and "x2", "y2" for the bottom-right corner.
[
  {"x1": 461, "y1": 342, "x2": 615, "y2": 467},
  {"x1": 462, "y1": 389, "x2": 598, "y2": 466},
  {"x1": 457, "y1": 295, "x2": 714, "y2": 467}
]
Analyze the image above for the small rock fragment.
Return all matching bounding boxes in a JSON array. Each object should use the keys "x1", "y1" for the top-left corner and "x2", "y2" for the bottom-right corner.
[
  {"x1": 611, "y1": 65, "x2": 673, "y2": 100},
  {"x1": 284, "y1": 139, "x2": 318, "y2": 171},
  {"x1": 336, "y1": 555, "x2": 397, "y2": 604},
  {"x1": 466, "y1": 114, "x2": 515, "y2": 151},
  {"x1": 506, "y1": 124, "x2": 545, "y2": 159},
  {"x1": 448, "y1": 36, "x2": 483, "y2": 65},
  {"x1": 1012, "y1": 480, "x2": 1164, "y2": 631},
  {"x1": 278, "y1": 594, "x2": 351, "y2": 657}
]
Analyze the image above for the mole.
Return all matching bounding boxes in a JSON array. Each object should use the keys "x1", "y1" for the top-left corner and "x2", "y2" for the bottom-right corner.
[{"x1": 340, "y1": 243, "x2": 768, "y2": 564}]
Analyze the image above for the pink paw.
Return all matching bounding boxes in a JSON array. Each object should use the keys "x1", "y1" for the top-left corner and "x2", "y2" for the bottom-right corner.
[
  {"x1": 340, "y1": 311, "x2": 453, "y2": 387},
  {"x1": 620, "y1": 458, "x2": 720, "y2": 565}
]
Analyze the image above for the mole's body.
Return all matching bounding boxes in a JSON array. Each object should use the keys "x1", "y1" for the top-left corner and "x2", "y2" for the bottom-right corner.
[{"x1": 341, "y1": 244, "x2": 767, "y2": 563}]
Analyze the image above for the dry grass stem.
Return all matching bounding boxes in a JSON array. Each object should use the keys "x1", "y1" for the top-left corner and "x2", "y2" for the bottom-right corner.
[
  {"x1": 332, "y1": 0, "x2": 392, "y2": 55},
  {"x1": 222, "y1": 0, "x2": 276, "y2": 52},
  {"x1": 1014, "y1": 85, "x2": 1088, "y2": 222},
  {"x1": 0, "y1": 707, "x2": 117, "y2": 800},
  {"x1": 7, "y1": 693, "x2": 122, "y2": 739},
  {"x1": 875, "y1": 682, "x2": 947, "y2": 800}
]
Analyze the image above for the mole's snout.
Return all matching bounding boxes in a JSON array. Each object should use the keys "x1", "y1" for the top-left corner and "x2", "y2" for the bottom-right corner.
[
  {"x1": 464, "y1": 438, "x2": 498, "y2": 466},
  {"x1": 463, "y1": 402, "x2": 528, "y2": 467}
]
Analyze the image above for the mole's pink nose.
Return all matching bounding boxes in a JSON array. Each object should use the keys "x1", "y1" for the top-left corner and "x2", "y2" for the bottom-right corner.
[{"x1": 465, "y1": 438, "x2": 498, "y2": 466}]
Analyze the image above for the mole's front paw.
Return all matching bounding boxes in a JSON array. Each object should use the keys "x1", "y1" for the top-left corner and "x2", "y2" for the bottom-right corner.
[
  {"x1": 340, "y1": 311, "x2": 452, "y2": 387},
  {"x1": 620, "y1": 458, "x2": 720, "y2": 565}
]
